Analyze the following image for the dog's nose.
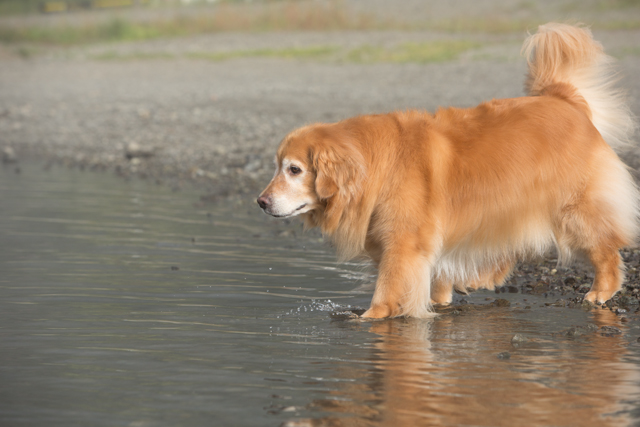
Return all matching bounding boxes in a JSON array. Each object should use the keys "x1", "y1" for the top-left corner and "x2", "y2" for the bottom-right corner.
[{"x1": 257, "y1": 195, "x2": 270, "y2": 210}]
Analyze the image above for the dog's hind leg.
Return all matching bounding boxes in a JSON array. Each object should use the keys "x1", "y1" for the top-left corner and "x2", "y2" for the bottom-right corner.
[
  {"x1": 431, "y1": 278, "x2": 453, "y2": 305},
  {"x1": 560, "y1": 155, "x2": 638, "y2": 304},
  {"x1": 428, "y1": 259, "x2": 514, "y2": 307},
  {"x1": 559, "y1": 210, "x2": 626, "y2": 305},
  {"x1": 583, "y1": 246, "x2": 625, "y2": 304},
  {"x1": 463, "y1": 259, "x2": 515, "y2": 292}
]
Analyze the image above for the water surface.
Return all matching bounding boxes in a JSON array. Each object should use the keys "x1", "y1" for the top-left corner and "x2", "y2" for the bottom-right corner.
[{"x1": 1, "y1": 164, "x2": 640, "y2": 427}]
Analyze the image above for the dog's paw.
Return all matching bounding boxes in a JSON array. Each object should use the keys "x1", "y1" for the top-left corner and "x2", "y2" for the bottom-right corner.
[
  {"x1": 430, "y1": 293, "x2": 453, "y2": 305},
  {"x1": 361, "y1": 304, "x2": 399, "y2": 319},
  {"x1": 584, "y1": 289, "x2": 617, "y2": 304}
]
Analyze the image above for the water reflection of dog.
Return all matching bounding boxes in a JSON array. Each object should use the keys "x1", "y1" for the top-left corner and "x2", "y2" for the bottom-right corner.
[{"x1": 288, "y1": 309, "x2": 639, "y2": 426}]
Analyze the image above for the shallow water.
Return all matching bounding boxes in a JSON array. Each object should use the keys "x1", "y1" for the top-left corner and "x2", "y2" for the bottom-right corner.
[{"x1": 2, "y1": 164, "x2": 640, "y2": 427}]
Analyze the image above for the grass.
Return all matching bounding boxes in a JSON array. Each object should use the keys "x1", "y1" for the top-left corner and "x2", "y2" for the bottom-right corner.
[
  {"x1": 0, "y1": 0, "x2": 251, "y2": 15},
  {"x1": 14, "y1": 45, "x2": 42, "y2": 58},
  {"x1": 206, "y1": 0, "x2": 377, "y2": 32},
  {"x1": 186, "y1": 45, "x2": 340, "y2": 61},
  {"x1": 90, "y1": 41, "x2": 480, "y2": 64},
  {"x1": 4, "y1": 15, "x2": 640, "y2": 47},
  {"x1": 596, "y1": 0, "x2": 640, "y2": 9},
  {"x1": 4, "y1": 14, "x2": 640, "y2": 47},
  {"x1": 345, "y1": 41, "x2": 479, "y2": 64},
  {"x1": 0, "y1": 17, "x2": 164, "y2": 44},
  {"x1": 1, "y1": 0, "x2": 640, "y2": 47},
  {"x1": 612, "y1": 46, "x2": 640, "y2": 58},
  {"x1": 425, "y1": 18, "x2": 538, "y2": 34},
  {"x1": 423, "y1": 16, "x2": 640, "y2": 33},
  {"x1": 89, "y1": 46, "x2": 340, "y2": 62},
  {"x1": 91, "y1": 50, "x2": 176, "y2": 60},
  {"x1": 593, "y1": 19, "x2": 640, "y2": 30},
  {"x1": 0, "y1": 0, "x2": 46, "y2": 15},
  {"x1": 0, "y1": 0, "x2": 381, "y2": 45}
]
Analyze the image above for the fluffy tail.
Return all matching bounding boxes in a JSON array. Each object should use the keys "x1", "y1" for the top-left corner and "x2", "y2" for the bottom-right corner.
[{"x1": 522, "y1": 23, "x2": 636, "y2": 151}]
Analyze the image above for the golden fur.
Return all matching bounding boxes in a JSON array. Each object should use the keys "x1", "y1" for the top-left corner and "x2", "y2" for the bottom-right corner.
[{"x1": 257, "y1": 23, "x2": 639, "y2": 318}]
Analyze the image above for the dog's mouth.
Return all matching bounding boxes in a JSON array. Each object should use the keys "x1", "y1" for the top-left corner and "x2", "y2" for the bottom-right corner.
[{"x1": 269, "y1": 203, "x2": 307, "y2": 218}]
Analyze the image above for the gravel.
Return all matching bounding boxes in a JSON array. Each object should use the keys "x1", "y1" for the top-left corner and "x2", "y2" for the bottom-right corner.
[{"x1": 2, "y1": 26, "x2": 639, "y2": 197}]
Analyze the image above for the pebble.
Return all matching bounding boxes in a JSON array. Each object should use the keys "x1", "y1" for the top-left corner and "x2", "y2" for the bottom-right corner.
[
  {"x1": 563, "y1": 324, "x2": 598, "y2": 338},
  {"x1": 125, "y1": 142, "x2": 155, "y2": 159},
  {"x1": 330, "y1": 308, "x2": 365, "y2": 320},
  {"x1": 581, "y1": 299, "x2": 595, "y2": 309},
  {"x1": 491, "y1": 298, "x2": 510, "y2": 307},
  {"x1": 565, "y1": 327, "x2": 585, "y2": 338},
  {"x1": 497, "y1": 352, "x2": 511, "y2": 360},
  {"x1": 531, "y1": 282, "x2": 550, "y2": 294},
  {"x1": 511, "y1": 334, "x2": 528, "y2": 344},
  {"x1": 600, "y1": 326, "x2": 622, "y2": 337},
  {"x1": 2, "y1": 146, "x2": 17, "y2": 163},
  {"x1": 278, "y1": 230, "x2": 296, "y2": 238},
  {"x1": 281, "y1": 419, "x2": 314, "y2": 427}
]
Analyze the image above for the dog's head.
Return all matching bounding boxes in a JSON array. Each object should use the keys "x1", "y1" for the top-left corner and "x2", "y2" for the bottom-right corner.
[{"x1": 257, "y1": 124, "x2": 366, "y2": 220}]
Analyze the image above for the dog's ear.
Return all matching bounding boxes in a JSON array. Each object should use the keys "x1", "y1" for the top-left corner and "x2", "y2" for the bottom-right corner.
[
  {"x1": 312, "y1": 137, "x2": 366, "y2": 202},
  {"x1": 314, "y1": 154, "x2": 339, "y2": 200},
  {"x1": 309, "y1": 128, "x2": 369, "y2": 260},
  {"x1": 315, "y1": 173, "x2": 338, "y2": 200}
]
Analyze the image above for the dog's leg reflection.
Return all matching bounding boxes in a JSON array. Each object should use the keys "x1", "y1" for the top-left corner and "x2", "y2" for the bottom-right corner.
[
  {"x1": 292, "y1": 310, "x2": 640, "y2": 427},
  {"x1": 363, "y1": 311, "x2": 637, "y2": 426},
  {"x1": 368, "y1": 319, "x2": 437, "y2": 426}
]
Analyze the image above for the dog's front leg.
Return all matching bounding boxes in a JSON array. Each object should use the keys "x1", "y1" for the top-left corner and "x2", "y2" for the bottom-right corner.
[{"x1": 361, "y1": 237, "x2": 433, "y2": 319}]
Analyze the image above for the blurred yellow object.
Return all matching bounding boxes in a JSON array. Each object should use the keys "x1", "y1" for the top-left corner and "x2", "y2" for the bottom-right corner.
[
  {"x1": 42, "y1": 1, "x2": 68, "y2": 13},
  {"x1": 92, "y1": 0, "x2": 135, "y2": 9}
]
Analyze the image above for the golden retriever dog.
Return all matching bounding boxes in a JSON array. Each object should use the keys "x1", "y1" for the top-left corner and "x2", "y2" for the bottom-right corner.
[{"x1": 257, "y1": 23, "x2": 639, "y2": 318}]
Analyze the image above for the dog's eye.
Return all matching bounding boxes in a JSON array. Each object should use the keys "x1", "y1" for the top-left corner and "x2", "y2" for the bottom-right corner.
[{"x1": 289, "y1": 165, "x2": 302, "y2": 175}]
